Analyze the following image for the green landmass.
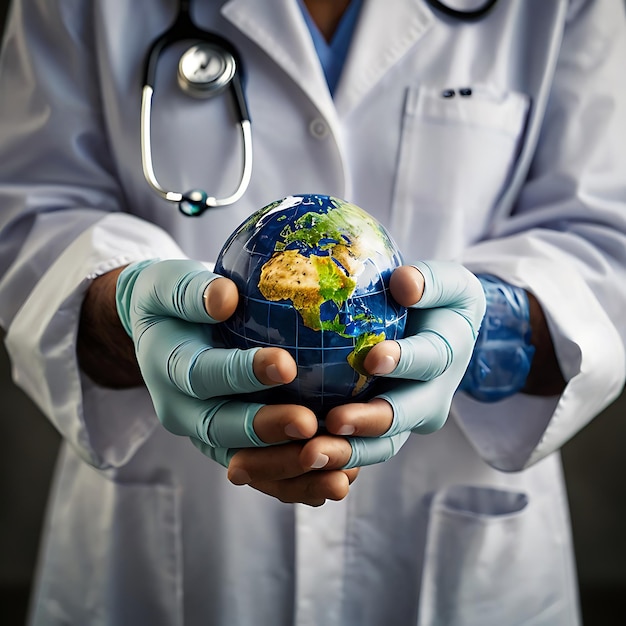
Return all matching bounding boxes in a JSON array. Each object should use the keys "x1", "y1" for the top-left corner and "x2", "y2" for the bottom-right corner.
[{"x1": 347, "y1": 331, "x2": 386, "y2": 376}]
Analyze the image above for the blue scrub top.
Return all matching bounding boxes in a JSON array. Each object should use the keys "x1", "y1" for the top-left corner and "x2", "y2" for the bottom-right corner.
[{"x1": 298, "y1": 0, "x2": 364, "y2": 95}]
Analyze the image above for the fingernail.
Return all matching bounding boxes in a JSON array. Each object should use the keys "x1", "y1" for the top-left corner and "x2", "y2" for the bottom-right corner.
[
  {"x1": 336, "y1": 425, "x2": 355, "y2": 436},
  {"x1": 310, "y1": 453, "x2": 329, "y2": 469},
  {"x1": 371, "y1": 355, "x2": 397, "y2": 376},
  {"x1": 284, "y1": 423, "x2": 307, "y2": 439},
  {"x1": 265, "y1": 363, "x2": 284, "y2": 384},
  {"x1": 229, "y1": 468, "x2": 251, "y2": 485}
]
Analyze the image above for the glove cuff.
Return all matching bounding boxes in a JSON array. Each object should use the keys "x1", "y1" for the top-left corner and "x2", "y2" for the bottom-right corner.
[
  {"x1": 115, "y1": 259, "x2": 161, "y2": 336},
  {"x1": 459, "y1": 275, "x2": 535, "y2": 402}
]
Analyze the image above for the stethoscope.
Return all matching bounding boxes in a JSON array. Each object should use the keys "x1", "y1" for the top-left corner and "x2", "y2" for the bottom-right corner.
[
  {"x1": 141, "y1": 0, "x2": 498, "y2": 217},
  {"x1": 141, "y1": 0, "x2": 252, "y2": 216}
]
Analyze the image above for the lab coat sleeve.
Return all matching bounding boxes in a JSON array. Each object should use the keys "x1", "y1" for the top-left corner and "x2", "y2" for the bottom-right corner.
[
  {"x1": 0, "y1": 1, "x2": 185, "y2": 470},
  {"x1": 455, "y1": 0, "x2": 626, "y2": 472}
]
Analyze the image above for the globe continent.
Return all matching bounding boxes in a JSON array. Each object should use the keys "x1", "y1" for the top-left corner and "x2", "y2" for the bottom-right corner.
[{"x1": 215, "y1": 194, "x2": 407, "y2": 416}]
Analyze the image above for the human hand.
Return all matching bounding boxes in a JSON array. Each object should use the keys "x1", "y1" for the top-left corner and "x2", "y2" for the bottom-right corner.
[
  {"x1": 194, "y1": 434, "x2": 360, "y2": 506},
  {"x1": 323, "y1": 261, "x2": 486, "y2": 468},
  {"x1": 115, "y1": 259, "x2": 320, "y2": 466}
]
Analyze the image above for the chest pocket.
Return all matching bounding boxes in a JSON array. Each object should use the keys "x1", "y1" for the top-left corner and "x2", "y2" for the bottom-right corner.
[{"x1": 390, "y1": 84, "x2": 529, "y2": 261}]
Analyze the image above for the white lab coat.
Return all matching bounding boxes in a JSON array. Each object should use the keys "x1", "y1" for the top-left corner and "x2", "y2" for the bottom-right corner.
[{"x1": 1, "y1": 0, "x2": 625, "y2": 624}]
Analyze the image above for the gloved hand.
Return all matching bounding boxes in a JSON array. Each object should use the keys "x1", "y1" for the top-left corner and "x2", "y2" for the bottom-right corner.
[
  {"x1": 115, "y1": 258, "x2": 310, "y2": 467},
  {"x1": 324, "y1": 260, "x2": 486, "y2": 469}
]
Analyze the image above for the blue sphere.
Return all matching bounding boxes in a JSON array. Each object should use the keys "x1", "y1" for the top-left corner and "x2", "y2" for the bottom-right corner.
[{"x1": 215, "y1": 194, "x2": 407, "y2": 416}]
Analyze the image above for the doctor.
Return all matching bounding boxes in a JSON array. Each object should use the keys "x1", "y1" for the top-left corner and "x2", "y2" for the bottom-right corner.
[{"x1": 1, "y1": 1, "x2": 625, "y2": 625}]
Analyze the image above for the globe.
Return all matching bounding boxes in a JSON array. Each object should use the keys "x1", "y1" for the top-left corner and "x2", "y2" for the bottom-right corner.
[{"x1": 215, "y1": 194, "x2": 407, "y2": 416}]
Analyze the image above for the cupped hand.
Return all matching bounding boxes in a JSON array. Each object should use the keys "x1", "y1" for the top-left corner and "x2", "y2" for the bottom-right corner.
[
  {"x1": 116, "y1": 259, "x2": 319, "y2": 463},
  {"x1": 193, "y1": 431, "x2": 359, "y2": 507},
  {"x1": 323, "y1": 261, "x2": 486, "y2": 469},
  {"x1": 216, "y1": 261, "x2": 484, "y2": 503}
]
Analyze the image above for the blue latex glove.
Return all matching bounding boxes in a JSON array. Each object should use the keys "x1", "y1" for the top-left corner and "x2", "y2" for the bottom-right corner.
[
  {"x1": 342, "y1": 261, "x2": 486, "y2": 469},
  {"x1": 116, "y1": 258, "x2": 282, "y2": 467},
  {"x1": 459, "y1": 275, "x2": 535, "y2": 402}
]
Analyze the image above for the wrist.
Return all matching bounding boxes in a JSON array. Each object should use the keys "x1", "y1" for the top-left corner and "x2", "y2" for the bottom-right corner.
[
  {"x1": 522, "y1": 292, "x2": 566, "y2": 396},
  {"x1": 77, "y1": 265, "x2": 144, "y2": 388}
]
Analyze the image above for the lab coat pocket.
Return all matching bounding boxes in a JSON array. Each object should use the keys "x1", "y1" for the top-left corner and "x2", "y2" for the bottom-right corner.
[
  {"x1": 36, "y1": 464, "x2": 182, "y2": 626},
  {"x1": 417, "y1": 485, "x2": 563, "y2": 626},
  {"x1": 391, "y1": 85, "x2": 529, "y2": 259}
]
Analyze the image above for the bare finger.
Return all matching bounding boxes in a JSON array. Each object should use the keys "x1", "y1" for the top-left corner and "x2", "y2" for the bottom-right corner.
[
  {"x1": 325, "y1": 398, "x2": 393, "y2": 438},
  {"x1": 228, "y1": 435, "x2": 353, "y2": 484},
  {"x1": 253, "y1": 403, "x2": 318, "y2": 444},
  {"x1": 390, "y1": 265, "x2": 424, "y2": 307},
  {"x1": 250, "y1": 470, "x2": 353, "y2": 506},
  {"x1": 203, "y1": 276, "x2": 239, "y2": 321},
  {"x1": 252, "y1": 347, "x2": 298, "y2": 385}
]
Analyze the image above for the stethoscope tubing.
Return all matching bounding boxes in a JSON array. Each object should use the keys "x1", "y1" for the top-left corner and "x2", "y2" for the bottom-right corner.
[
  {"x1": 425, "y1": 0, "x2": 498, "y2": 22},
  {"x1": 140, "y1": 84, "x2": 253, "y2": 207}
]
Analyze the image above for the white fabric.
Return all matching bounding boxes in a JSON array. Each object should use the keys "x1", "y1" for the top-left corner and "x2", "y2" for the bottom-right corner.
[{"x1": 1, "y1": 0, "x2": 625, "y2": 624}]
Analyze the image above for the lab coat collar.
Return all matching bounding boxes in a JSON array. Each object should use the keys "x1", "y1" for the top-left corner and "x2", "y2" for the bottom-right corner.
[
  {"x1": 222, "y1": 0, "x2": 435, "y2": 118},
  {"x1": 222, "y1": 0, "x2": 335, "y2": 119},
  {"x1": 334, "y1": 0, "x2": 434, "y2": 116}
]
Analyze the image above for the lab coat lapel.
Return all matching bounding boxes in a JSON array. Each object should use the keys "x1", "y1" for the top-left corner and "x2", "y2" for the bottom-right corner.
[
  {"x1": 221, "y1": 0, "x2": 335, "y2": 119},
  {"x1": 334, "y1": 0, "x2": 435, "y2": 117}
]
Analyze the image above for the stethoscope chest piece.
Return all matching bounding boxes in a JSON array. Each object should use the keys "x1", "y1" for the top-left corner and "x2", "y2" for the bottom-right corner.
[{"x1": 178, "y1": 43, "x2": 236, "y2": 98}]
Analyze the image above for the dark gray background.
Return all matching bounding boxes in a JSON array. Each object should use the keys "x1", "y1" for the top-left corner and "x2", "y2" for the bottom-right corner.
[{"x1": 0, "y1": 1, "x2": 624, "y2": 623}]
